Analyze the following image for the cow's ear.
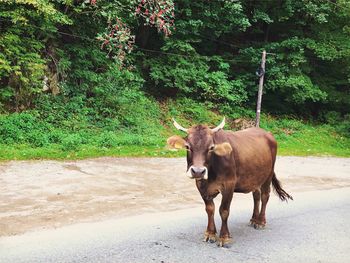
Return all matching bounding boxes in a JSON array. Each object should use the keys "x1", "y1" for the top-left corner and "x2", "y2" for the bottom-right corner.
[
  {"x1": 213, "y1": 142, "x2": 232, "y2": 156},
  {"x1": 167, "y1": 135, "x2": 186, "y2": 149}
]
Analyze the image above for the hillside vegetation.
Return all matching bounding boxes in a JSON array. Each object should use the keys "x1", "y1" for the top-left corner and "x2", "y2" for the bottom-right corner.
[{"x1": 0, "y1": 0, "x2": 349, "y2": 160}]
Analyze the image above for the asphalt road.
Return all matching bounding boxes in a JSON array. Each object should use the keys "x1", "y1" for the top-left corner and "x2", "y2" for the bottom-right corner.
[{"x1": 1, "y1": 186, "x2": 350, "y2": 263}]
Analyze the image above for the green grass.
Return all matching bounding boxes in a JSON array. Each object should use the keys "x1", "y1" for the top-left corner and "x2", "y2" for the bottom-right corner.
[
  {"x1": 277, "y1": 129, "x2": 350, "y2": 157},
  {"x1": 0, "y1": 101, "x2": 349, "y2": 160},
  {"x1": 0, "y1": 144, "x2": 183, "y2": 161},
  {"x1": 260, "y1": 117, "x2": 350, "y2": 157},
  {"x1": 0, "y1": 122, "x2": 349, "y2": 161}
]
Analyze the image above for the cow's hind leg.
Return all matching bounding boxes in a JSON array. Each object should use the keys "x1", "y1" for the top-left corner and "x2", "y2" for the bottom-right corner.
[
  {"x1": 250, "y1": 189, "x2": 261, "y2": 226},
  {"x1": 203, "y1": 199, "x2": 217, "y2": 243},
  {"x1": 254, "y1": 179, "x2": 271, "y2": 229}
]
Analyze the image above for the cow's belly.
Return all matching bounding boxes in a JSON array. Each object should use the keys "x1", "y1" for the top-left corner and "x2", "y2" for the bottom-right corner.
[
  {"x1": 234, "y1": 159, "x2": 273, "y2": 193},
  {"x1": 233, "y1": 187, "x2": 250, "y2": 193}
]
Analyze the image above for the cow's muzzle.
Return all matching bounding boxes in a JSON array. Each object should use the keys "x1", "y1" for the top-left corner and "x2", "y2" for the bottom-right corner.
[{"x1": 187, "y1": 166, "x2": 208, "y2": 180}]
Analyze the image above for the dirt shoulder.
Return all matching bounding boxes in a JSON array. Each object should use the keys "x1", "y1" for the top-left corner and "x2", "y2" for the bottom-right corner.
[{"x1": 1, "y1": 156, "x2": 349, "y2": 236}]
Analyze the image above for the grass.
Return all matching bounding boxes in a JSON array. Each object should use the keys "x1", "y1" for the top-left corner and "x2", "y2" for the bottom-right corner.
[
  {"x1": 0, "y1": 122, "x2": 349, "y2": 161},
  {"x1": 0, "y1": 101, "x2": 349, "y2": 160},
  {"x1": 0, "y1": 144, "x2": 182, "y2": 161},
  {"x1": 261, "y1": 117, "x2": 350, "y2": 157},
  {"x1": 277, "y1": 129, "x2": 350, "y2": 157}
]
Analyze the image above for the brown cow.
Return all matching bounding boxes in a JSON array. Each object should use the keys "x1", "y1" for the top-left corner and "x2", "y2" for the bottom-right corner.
[{"x1": 167, "y1": 117, "x2": 293, "y2": 247}]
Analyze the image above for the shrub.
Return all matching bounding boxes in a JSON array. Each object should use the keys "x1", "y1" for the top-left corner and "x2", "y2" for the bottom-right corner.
[
  {"x1": 27, "y1": 131, "x2": 50, "y2": 147},
  {"x1": 0, "y1": 112, "x2": 51, "y2": 146},
  {"x1": 335, "y1": 115, "x2": 350, "y2": 137},
  {"x1": 323, "y1": 111, "x2": 342, "y2": 125},
  {"x1": 97, "y1": 132, "x2": 119, "y2": 148},
  {"x1": 61, "y1": 134, "x2": 83, "y2": 151}
]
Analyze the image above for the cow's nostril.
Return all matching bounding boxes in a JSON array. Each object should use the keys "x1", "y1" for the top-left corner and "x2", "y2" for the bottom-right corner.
[{"x1": 190, "y1": 166, "x2": 206, "y2": 177}]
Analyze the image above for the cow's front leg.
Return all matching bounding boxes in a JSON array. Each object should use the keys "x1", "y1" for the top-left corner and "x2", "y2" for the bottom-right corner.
[
  {"x1": 218, "y1": 189, "x2": 234, "y2": 247},
  {"x1": 203, "y1": 199, "x2": 217, "y2": 243}
]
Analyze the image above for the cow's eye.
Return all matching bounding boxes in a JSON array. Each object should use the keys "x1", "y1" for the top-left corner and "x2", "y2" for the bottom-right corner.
[
  {"x1": 185, "y1": 144, "x2": 191, "y2": 151},
  {"x1": 209, "y1": 145, "x2": 215, "y2": 151}
]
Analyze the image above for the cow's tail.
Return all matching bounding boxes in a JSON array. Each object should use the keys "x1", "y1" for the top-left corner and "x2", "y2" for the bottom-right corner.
[{"x1": 272, "y1": 172, "x2": 293, "y2": 202}]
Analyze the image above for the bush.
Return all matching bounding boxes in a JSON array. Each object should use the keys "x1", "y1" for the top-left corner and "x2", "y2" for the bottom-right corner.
[
  {"x1": 147, "y1": 40, "x2": 248, "y2": 107},
  {"x1": 48, "y1": 130, "x2": 66, "y2": 144},
  {"x1": 323, "y1": 111, "x2": 342, "y2": 125},
  {"x1": 93, "y1": 68, "x2": 161, "y2": 128},
  {"x1": 61, "y1": 134, "x2": 83, "y2": 151},
  {"x1": 335, "y1": 115, "x2": 350, "y2": 137},
  {"x1": 0, "y1": 112, "x2": 51, "y2": 146},
  {"x1": 97, "y1": 132, "x2": 119, "y2": 148},
  {"x1": 27, "y1": 131, "x2": 50, "y2": 147},
  {"x1": 165, "y1": 98, "x2": 221, "y2": 127}
]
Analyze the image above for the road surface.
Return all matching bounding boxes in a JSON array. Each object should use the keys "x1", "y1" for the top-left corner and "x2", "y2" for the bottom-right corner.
[{"x1": 0, "y1": 157, "x2": 350, "y2": 262}]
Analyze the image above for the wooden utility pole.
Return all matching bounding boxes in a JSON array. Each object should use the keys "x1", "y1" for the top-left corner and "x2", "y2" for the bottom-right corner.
[{"x1": 255, "y1": 50, "x2": 266, "y2": 128}]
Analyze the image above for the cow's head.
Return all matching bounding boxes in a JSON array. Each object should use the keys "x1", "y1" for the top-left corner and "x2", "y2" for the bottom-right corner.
[{"x1": 167, "y1": 118, "x2": 232, "y2": 180}]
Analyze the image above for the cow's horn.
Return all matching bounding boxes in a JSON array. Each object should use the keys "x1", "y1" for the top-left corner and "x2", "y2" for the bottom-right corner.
[
  {"x1": 211, "y1": 117, "x2": 225, "y2": 132},
  {"x1": 172, "y1": 118, "x2": 188, "y2": 133}
]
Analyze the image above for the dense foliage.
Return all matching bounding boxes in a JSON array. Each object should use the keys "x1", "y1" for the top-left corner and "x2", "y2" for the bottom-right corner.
[{"x1": 0, "y1": 0, "x2": 349, "y2": 155}]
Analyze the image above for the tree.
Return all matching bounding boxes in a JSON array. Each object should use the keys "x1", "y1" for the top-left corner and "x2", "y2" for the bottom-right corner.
[{"x1": 0, "y1": 0, "x2": 349, "y2": 119}]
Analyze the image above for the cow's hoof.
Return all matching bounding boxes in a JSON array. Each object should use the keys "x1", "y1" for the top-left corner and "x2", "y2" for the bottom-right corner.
[
  {"x1": 249, "y1": 219, "x2": 265, "y2": 229},
  {"x1": 217, "y1": 237, "x2": 233, "y2": 248},
  {"x1": 249, "y1": 219, "x2": 257, "y2": 226},
  {"x1": 203, "y1": 231, "x2": 217, "y2": 243},
  {"x1": 253, "y1": 222, "x2": 266, "y2": 230}
]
